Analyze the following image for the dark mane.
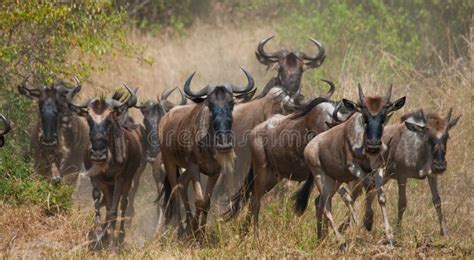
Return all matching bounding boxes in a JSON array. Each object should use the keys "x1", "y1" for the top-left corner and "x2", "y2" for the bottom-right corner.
[
  {"x1": 111, "y1": 89, "x2": 128, "y2": 102},
  {"x1": 400, "y1": 109, "x2": 424, "y2": 123},
  {"x1": 290, "y1": 97, "x2": 329, "y2": 120}
]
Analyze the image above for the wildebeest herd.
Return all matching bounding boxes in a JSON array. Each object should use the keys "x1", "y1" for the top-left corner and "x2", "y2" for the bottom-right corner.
[{"x1": 1, "y1": 36, "x2": 461, "y2": 253}]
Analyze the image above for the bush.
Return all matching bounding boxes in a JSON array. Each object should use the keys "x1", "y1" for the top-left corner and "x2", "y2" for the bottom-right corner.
[
  {"x1": 0, "y1": 1, "x2": 129, "y2": 212},
  {"x1": 271, "y1": 0, "x2": 470, "y2": 91}
]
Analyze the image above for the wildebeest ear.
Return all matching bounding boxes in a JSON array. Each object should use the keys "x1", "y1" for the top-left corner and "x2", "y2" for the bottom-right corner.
[
  {"x1": 68, "y1": 105, "x2": 89, "y2": 117},
  {"x1": 342, "y1": 99, "x2": 359, "y2": 112},
  {"x1": 17, "y1": 85, "x2": 41, "y2": 99},
  {"x1": 447, "y1": 114, "x2": 461, "y2": 130},
  {"x1": 404, "y1": 121, "x2": 426, "y2": 133},
  {"x1": 234, "y1": 88, "x2": 257, "y2": 103},
  {"x1": 389, "y1": 96, "x2": 406, "y2": 112}
]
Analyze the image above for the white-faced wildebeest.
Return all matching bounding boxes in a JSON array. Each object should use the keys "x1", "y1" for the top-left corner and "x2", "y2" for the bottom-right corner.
[
  {"x1": 18, "y1": 76, "x2": 88, "y2": 184},
  {"x1": 0, "y1": 114, "x2": 11, "y2": 147},
  {"x1": 66, "y1": 84, "x2": 142, "y2": 253},
  {"x1": 159, "y1": 68, "x2": 256, "y2": 236},
  {"x1": 218, "y1": 36, "x2": 327, "y2": 199},
  {"x1": 339, "y1": 109, "x2": 460, "y2": 236},
  {"x1": 293, "y1": 85, "x2": 406, "y2": 250},
  {"x1": 127, "y1": 87, "x2": 187, "y2": 222},
  {"x1": 224, "y1": 80, "x2": 355, "y2": 231}
]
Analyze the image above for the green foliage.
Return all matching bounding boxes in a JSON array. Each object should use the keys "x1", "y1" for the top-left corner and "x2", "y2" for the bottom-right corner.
[
  {"x1": 115, "y1": 0, "x2": 208, "y2": 35},
  {"x1": 0, "y1": 0, "x2": 128, "y2": 84},
  {"x1": 0, "y1": 1, "x2": 128, "y2": 211},
  {"x1": 272, "y1": 0, "x2": 470, "y2": 90}
]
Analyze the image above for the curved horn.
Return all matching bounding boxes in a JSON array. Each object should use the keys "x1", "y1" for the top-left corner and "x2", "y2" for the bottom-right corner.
[
  {"x1": 384, "y1": 84, "x2": 393, "y2": 103},
  {"x1": 320, "y1": 79, "x2": 335, "y2": 99},
  {"x1": 73, "y1": 75, "x2": 81, "y2": 88},
  {"x1": 18, "y1": 74, "x2": 42, "y2": 97},
  {"x1": 183, "y1": 72, "x2": 208, "y2": 98},
  {"x1": 302, "y1": 38, "x2": 326, "y2": 68},
  {"x1": 0, "y1": 114, "x2": 11, "y2": 135},
  {"x1": 177, "y1": 88, "x2": 187, "y2": 105},
  {"x1": 66, "y1": 85, "x2": 90, "y2": 110},
  {"x1": 257, "y1": 35, "x2": 280, "y2": 58},
  {"x1": 445, "y1": 107, "x2": 453, "y2": 122},
  {"x1": 159, "y1": 87, "x2": 187, "y2": 111},
  {"x1": 160, "y1": 87, "x2": 177, "y2": 101},
  {"x1": 255, "y1": 35, "x2": 282, "y2": 66},
  {"x1": 123, "y1": 83, "x2": 138, "y2": 107},
  {"x1": 332, "y1": 102, "x2": 343, "y2": 123},
  {"x1": 357, "y1": 83, "x2": 365, "y2": 105},
  {"x1": 231, "y1": 67, "x2": 255, "y2": 94}
]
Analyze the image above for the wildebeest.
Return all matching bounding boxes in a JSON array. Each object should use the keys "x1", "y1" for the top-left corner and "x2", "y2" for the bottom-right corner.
[
  {"x1": 254, "y1": 35, "x2": 326, "y2": 100},
  {"x1": 0, "y1": 114, "x2": 11, "y2": 147},
  {"x1": 159, "y1": 68, "x2": 255, "y2": 236},
  {"x1": 294, "y1": 85, "x2": 406, "y2": 250},
  {"x1": 218, "y1": 36, "x2": 327, "y2": 198},
  {"x1": 224, "y1": 81, "x2": 354, "y2": 231},
  {"x1": 339, "y1": 109, "x2": 460, "y2": 236},
  {"x1": 18, "y1": 76, "x2": 89, "y2": 184},
  {"x1": 66, "y1": 84, "x2": 142, "y2": 252},
  {"x1": 126, "y1": 87, "x2": 187, "y2": 221}
]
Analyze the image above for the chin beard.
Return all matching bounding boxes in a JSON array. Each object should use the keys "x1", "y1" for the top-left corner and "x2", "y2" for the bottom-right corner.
[{"x1": 214, "y1": 149, "x2": 236, "y2": 176}]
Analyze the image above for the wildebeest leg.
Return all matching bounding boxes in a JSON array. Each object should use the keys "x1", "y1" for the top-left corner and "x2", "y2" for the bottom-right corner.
[
  {"x1": 151, "y1": 157, "x2": 167, "y2": 235},
  {"x1": 126, "y1": 160, "x2": 146, "y2": 220},
  {"x1": 177, "y1": 170, "x2": 194, "y2": 233},
  {"x1": 91, "y1": 180, "x2": 113, "y2": 249},
  {"x1": 109, "y1": 177, "x2": 125, "y2": 253},
  {"x1": 337, "y1": 181, "x2": 363, "y2": 233},
  {"x1": 188, "y1": 164, "x2": 205, "y2": 234},
  {"x1": 51, "y1": 162, "x2": 61, "y2": 184},
  {"x1": 162, "y1": 160, "x2": 185, "y2": 235},
  {"x1": 314, "y1": 174, "x2": 346, "y2": 250},
  {"x1": 197, "y1": 174, "x2": 219, "y2": 236},
  {"x1": 396, "y1": 177, "x2": 408, "y2": 230},
  {"x1": 90, "y1": 181, "x2": 103, "y2": 245},
  {"x1": 118, "y1": 176, "x2": 134, "y2": 245},
  {"x1": 428, "y1": 175, "x2": 447, "y2": 236},
  {"x1": 374, "y1": 168, "x2": 394, "y2": 246},
  {"x1": 363, "y1": 187, "x2": 376, "y2": 232},
  {"x1": 245, "y1": 163, "x2": 278, "y2": 237}
]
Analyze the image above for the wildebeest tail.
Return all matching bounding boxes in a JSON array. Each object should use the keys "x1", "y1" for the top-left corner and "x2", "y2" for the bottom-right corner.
[
  {"x1": 222, "y1": 166, "x2": 255, "y2": 220},
  {"x1": 161, "y1": 167, "x2": 179, "y2": 224},
  {"x1": 292, "y1": 173, "x2": 314, "y2": 216}
]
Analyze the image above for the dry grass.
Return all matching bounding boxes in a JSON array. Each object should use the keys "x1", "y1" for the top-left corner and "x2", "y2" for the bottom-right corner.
[{"x1": 1, "y1": 21, "x2": 472, "y2": 258}]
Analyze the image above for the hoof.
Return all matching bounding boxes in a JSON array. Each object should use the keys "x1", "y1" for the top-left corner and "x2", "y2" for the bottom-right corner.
[
  {"x1": 440, "y1": 228, "x2": 447, "y2": 236},
  {"x1": 380, "y1": 238, "x2": 395, "y2": 248},
  {"x1": 339, "y1": 242, "x2": 348, "y2": 252},
  {"x1": 88, "y1": 229, "x2": 108, "y2": 251},
  {"x1": 51, "y1": 176, "x2": 61, "y2": 185},
  {"x1": 363, "y1": 222, "x2": 373, "y2": 232},
  {"x1": 177, "y1": 224, "x2": 187, "y2": 239}
]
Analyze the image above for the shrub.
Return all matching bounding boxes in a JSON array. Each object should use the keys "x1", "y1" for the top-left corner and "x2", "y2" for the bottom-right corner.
[{"x1": 0, "y1": 1, "x2": 129, "y2": 212}]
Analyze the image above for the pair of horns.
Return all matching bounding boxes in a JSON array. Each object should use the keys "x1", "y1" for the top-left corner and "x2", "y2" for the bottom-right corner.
[
  {"x1": 256, "y1": 36, "x2": 326, "y2": 68},
  {"x1": 134, "y1": 87, "x2": 186, "y2": 109},
  {"x1": 66, "y1": 77, "x2": 137, "y2": 111},
  {"x1": 357, "y1": 83, "x2": 393, "y2": 105},
  {"x1": 183, "y1": 67, "x2": 255, "y2": 98}
]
